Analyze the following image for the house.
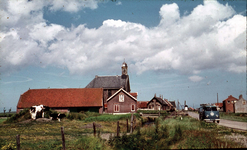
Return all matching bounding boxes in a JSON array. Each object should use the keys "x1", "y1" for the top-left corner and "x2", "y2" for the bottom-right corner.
[
  {"x1": 234, "y1": 95, "x2": 247, "y2": 113},
  {"x1": 147, "y1": 95, "x2": 170, "y2": 110},
  {"x1": 169, "y1": 101, "x2": 177, "y2": 110},
  {"x1": 106, "y1": 88, "x2": 137, "y2": 114},
  {"x1": 17, "y1": 88, "x2": 103, "y2": 113},
  {"x1": 85, "y1": 62, "x2": 131, "y2": 112},
  {"x1": 164, "y1": 99, "x2": 174, "y2": 110},
  {"x1": 137, "y1": 101, "x2": 148, "y2": 110},
  {"x1": 222, "y1": 95, "x2": 238, "y2": 113}
]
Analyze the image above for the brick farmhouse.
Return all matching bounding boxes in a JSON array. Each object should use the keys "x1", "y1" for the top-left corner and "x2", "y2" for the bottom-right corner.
[{"x1": 16, "y1": 62, "x2": 138, "y2": 114}]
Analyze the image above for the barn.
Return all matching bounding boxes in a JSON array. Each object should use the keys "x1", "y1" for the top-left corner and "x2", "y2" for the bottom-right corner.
[
  {"x1": 17, "y1": 88, "x2": 103, "y2": 113},
  {"x1": 17, "y1": 62, "x2": 138, "y2": 114}
]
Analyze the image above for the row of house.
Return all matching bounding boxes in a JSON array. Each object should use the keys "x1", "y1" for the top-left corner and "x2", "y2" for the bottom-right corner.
[
  {"x1": 215, "y1": 94, "x2": 247, "y2": 113},
  {"x1": 137, "y1": 95, "x2": 176, "y2": 111},
  {"x1": 17, "y1": 62, "x2": 177, "y2": 114}
]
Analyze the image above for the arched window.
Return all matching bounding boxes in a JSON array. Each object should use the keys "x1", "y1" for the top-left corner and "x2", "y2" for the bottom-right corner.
[{"x1": 131, "y1": 104, "x2": 135, "y2": 111}]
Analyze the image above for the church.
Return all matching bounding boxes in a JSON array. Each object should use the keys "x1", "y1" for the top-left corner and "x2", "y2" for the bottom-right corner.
[{"x1": 17, "y1": 62, "x2": 138, "y2": 114}]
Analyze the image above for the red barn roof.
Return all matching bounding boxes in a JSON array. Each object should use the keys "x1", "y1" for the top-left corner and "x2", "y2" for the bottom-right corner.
[{"x1": 17, "y1": 88, "x2": 103, "y2": 109}]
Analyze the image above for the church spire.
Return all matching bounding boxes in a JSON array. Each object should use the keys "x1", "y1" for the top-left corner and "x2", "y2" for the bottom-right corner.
[{"x1": 121, "y1": 61, "x2": 128, "y2": 78}]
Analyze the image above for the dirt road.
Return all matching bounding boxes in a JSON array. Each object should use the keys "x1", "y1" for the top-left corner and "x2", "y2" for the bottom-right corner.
[{"x1": 188, "y1": 112, "x2": 247, "y2": 131}]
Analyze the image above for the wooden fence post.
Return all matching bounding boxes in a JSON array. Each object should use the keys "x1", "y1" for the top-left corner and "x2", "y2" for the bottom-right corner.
[
  {"x1": 117, "y1": 121, "x2": 120, "y2": 137},
  {"x1": 130, "y1": 113, "x2": 133, "y2": 134},
  {"x1": 16, "y1": 134, "x2": 20, "y2": 150},
  {"x1": 126, "y1": 119, "x2": 128, "y2": 133},
  {"x1": 93, "y1": 122, "x2": 96, "y2": 137},
  {"x1": 61, "y1": 126, "x2": 65, "y2": 150}
]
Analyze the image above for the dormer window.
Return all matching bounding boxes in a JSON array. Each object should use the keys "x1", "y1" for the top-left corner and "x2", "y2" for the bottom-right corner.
[{"x1": 119, "y1": 94, "x2": 124, "y2": 102}]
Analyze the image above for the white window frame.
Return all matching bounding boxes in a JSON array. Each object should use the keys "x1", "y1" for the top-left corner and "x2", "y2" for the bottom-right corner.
[
  {"x1": 114, "y1": 104, "x2": 120, "y2": 112},
  {"x1": 131, "y1": 104, "x2": 135, "y2": 112},
  {"x1": 119, "y1": 94, "x2": 124, "y2": 102}
]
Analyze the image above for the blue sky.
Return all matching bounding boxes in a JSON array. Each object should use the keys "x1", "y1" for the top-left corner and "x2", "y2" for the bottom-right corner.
[{"x1": 0, "y1": 0, "x2": 246, "y2": 112}]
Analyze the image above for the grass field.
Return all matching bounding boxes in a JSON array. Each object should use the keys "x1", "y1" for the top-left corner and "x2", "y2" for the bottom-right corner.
[
  {"x1": 0, "y1": 112, "x2": 16, "y2": 117},
  {"x1": 0, "y1": 111, "x2": 246, "y2": 149},
  {"x1": 219, "y1": 112, "x2": 247, "y2": 122},
  {"x1": 0, "y1": 118, "x2": 7, "y2": 124}
]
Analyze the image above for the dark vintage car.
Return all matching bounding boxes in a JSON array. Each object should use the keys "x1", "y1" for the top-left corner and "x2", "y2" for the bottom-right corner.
[{"x1": 198, "y1": 104, "x2": 220, "y2": 123}]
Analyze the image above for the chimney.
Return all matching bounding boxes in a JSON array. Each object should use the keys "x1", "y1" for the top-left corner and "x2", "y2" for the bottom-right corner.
[{"x1": 239, "y1": 94, "x2": 243, "y2": 99}]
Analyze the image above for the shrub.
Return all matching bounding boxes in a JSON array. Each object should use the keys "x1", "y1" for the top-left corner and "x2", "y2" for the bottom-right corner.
[
  {"x1": 173, "y1": 125, "x2": 182, "y2": 142},
  {"x1": 73, "y1": 136, "x2": 108, "y2": 150},
  {"x1": 137, "y1": 110, "x2": 168, "y2": 114},
  {"x1": 84, "y1": 114, "x2": 136, "y2": 122},
  {"x1": 4, "y1": 108, "x2": 30, "y2": 123},
  {"x1": 67, "y1": 112, "x2": 87, "y2": 120}
]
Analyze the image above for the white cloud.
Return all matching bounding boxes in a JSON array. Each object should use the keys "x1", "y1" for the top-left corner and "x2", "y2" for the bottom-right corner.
[
  {"x1": 0, "y1": 0, "x2": 246, "y2": 76},
  {"x1": 29, "y1": 23, "x2": 65, "y2": 47},
  {"x1": 49, "y1": 0, "x2": 98, "y2": 12},
  {"x1": 116, "y1": 1, "x2": 122, "y2": 6},
  {"x1": 189, "y1": 76, "x2": 204, "y2": 82},
  {"x1": 159, "y1": 3, "x2": 180, "y2": 27}
]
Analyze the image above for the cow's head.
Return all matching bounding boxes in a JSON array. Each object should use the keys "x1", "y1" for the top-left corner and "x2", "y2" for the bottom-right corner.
[{"x1": 30, "y1": 107, "x2": 36, "y2": 113}]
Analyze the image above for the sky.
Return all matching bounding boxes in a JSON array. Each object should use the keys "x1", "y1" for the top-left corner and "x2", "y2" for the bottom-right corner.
[{"x1": 0, "y1": 0, "x2": 246, "y2": 112}]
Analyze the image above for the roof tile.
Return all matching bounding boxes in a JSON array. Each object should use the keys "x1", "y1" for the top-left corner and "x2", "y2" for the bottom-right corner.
[{"x1": 17, "y1": 88, "x2": 103, "y2": 108}]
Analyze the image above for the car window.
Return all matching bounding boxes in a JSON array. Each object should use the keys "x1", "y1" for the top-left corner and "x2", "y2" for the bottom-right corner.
[{"x1": 204, "y1": 107, "x2": 217, "y2": 111}]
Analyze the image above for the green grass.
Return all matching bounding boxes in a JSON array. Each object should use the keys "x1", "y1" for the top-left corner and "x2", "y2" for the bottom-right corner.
[
  {"x1": 0, "y1": 118, "x2": 7, "y2": 124},
  {"x1": 0, "y1": 112, "x2": 16, "y2": 117},
  {"x1": 108, "y1": 116, "x2": 246, "y2": 149},
  {"x1": 84, "y1": 113, "x2": 140, "y2": 122},
  {"x1": 220, "y1": 112, "x2": 247, "y2": 122},
  {"x1": 1, "y1": 111, "x2": 246, "y2": 149},
  {"x1": 137, "y1": 110, "x2": 168, "y2": 114}
]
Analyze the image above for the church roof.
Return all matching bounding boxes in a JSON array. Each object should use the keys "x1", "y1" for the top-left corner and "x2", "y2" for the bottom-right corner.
[
  {"x1": 17, "y1": 88, "x2": 103, "y2": 108},
  {"x1": 85, "y1": 75, "x2": 129, "y2": 90}
]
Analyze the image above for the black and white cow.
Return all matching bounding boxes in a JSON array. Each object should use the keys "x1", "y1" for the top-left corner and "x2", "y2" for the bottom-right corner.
[
  {"x1": 49, "y1": 113, "x2": 66, "y2": 122},
  {"x1": 30, "y1": 105, "x2": 46, "y2": 120}
]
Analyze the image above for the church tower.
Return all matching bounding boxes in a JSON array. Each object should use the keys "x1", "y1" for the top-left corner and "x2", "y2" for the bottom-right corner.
[{"x1": 121, "y1": 61, "x2": 128, "y2": 78}]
